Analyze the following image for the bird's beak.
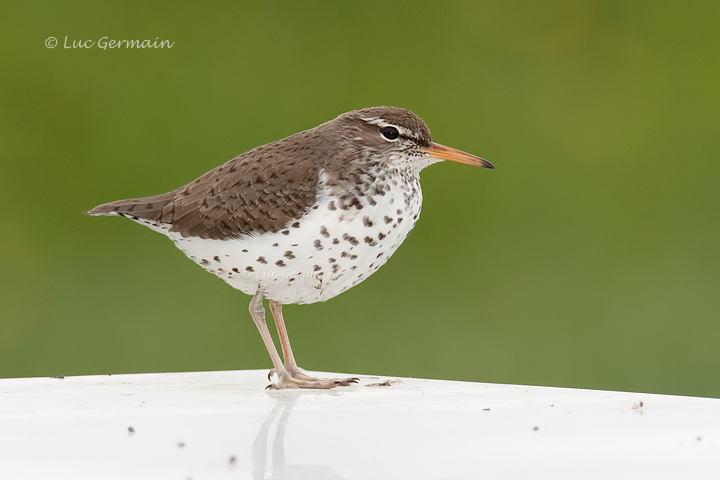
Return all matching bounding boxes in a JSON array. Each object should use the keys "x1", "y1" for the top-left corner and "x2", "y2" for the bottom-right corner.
[{"x1": 421, "y1": 142, "x2": 494, "y2": 169}]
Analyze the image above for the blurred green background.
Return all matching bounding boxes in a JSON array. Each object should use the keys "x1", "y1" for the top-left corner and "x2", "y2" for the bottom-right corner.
[{"x1": 2, "y1": 1, "x2": 719, "y2": 398}]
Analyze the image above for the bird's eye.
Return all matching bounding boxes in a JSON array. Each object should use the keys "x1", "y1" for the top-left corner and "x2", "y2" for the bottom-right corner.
[{"x1": 380, "y1": 126, "x2": 400, "y2": 141}]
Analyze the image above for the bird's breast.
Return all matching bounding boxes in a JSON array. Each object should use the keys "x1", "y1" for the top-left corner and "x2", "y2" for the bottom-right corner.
[{"x1": 164, "y1": 169, "x2": 424, "y2": 305}]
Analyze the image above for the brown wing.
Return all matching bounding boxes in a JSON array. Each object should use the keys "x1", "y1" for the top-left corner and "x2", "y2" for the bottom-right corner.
[
  {"x1": 161, "y1": 144, "x2": 321, "y2": 239},
  {"x1": 88, "y1": 133, "x2": 323, "y2": 240}
]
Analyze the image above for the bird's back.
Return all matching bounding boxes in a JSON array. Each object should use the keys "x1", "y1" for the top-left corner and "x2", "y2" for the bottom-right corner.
[{"x1": 87, "y1": 129, "x2": 326, "y2": 240}]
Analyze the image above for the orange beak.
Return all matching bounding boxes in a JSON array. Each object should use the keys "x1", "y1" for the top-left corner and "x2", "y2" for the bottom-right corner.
[{"x1": 421, "y1": 142, "x2": 494, "y2": 169}]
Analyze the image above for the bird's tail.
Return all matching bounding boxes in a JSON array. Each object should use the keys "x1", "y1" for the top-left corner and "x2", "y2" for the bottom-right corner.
[{"x1": 86, "y1": 191, "x2": 176, "y2": 221}]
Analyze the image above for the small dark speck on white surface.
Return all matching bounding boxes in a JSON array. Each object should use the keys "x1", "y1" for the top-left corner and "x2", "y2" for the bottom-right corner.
[{"x1": 366, "y1": 379, "x2": 401, "y2": 387}]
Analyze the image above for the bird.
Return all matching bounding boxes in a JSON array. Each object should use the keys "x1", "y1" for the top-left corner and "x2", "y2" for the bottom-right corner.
[{"x1": 87, "y1": 106, "x2": 494, "y2": 389}]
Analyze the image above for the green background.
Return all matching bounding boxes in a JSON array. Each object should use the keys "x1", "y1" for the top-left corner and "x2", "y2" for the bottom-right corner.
[{"x1": 2, "y1": 1, "x2": 719, "y2": 398}]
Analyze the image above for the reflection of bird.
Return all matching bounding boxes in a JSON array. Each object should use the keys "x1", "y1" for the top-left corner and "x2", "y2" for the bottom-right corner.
[
  {"x1": 88, "y1": 107, "x2": 493, "y2": 388},
  {"x1": 252, "y1": 392, "x2": 348, "y2": 480}
]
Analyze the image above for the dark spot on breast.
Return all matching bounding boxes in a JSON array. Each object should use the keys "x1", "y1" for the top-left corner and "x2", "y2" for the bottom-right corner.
[
  {"x1": 376, "y1": 252, "x2": 384, "y2": 259},
  {"x1": 257, "y1": 256, "x2": 267, "y2": 264},
  {"x1": 246, "y1": 266, "x2": 254, "y2": 272},
  {"x1": 396, "y1": 209, "x2": 403, "y2": 215},
  {"x1": 200, "y1": 259, "x2": 209, "y2": 266},
  {"x1": 292, "y1": 222, "x2": 301, "y2": 228},
  {"x1": 384, "y1": 216, "x2": 393, "y2": 224},
  {"x1": 232, "y1": 267, "x2": 239, "y2": 273},
  {"x1": 314, "y1": 240, "x2": 323, "y2": 251},
  {"x1": 378, "y1": 232, "x2": 386, "y2": 240},
  {"x1": 313, "y1": 265, "x2": 322, "y2": 271},
  {"x1": 364, "y1": 236, "x2": 377, "y2": 246},
  {"x1": 333, "y1": 238, "x2": 340, "y2": 245},
  {"x1": 272, "y1": 243, "x2": 279, "y2": 247},
  {"x1": 320, "y1": 226, "x2": 330, "y2": 238},
  {"x1": 214, "y1": 256, "x2": 220, "y2": 262},
  {"x1": 342, "y1": 233, "x2": 359, "y2": 246},
  {"x1": 281, "y1": 230, "x2": 290, "y2": 235},
  {"x1": 242, "y1": 249, "x2": 248, "y2": 253},
  {"x1": 363, "y1": 217, "x2": 373, "y2": 227},
  {"x1": 332, "y1": 264, "x2": 340, "y2": 273},
  {"x1": 397, "y1": 217, "x2": 403, "y2": 223},
  {"x1": 328, "y1": 201, "x2": 337, "y2": 211},
  {"x1": 329, "y1": 258, "x2": 336, "y2": 263},
  {"x1": 284, "y1": 251, "x2": 295, "y2": 260},
  {"x1": 276, "y1": 260, "x2": 286, "y2": 267}
]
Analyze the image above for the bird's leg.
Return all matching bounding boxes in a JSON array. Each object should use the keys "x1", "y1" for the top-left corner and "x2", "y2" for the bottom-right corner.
[
  {"x1": 268, "y1": 300, "x2": 315, "y2": 381},
  {"x1": 265, "y1": 299, "x2": 359, "y2": 390},
  {"x1": 248, "y1": 288, "x2": 291, "y2": 386}
]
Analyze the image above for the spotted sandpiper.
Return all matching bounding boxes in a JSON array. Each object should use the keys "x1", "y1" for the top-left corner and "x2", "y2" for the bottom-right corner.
[{"x1": 88, "y1": 106, "x2": 494, "y2": 389}]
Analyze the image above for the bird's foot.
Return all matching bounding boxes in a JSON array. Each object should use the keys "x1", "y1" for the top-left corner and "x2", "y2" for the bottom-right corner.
[
  {"x1": 268, "y1": 366, "x2": 317, "y2": 382},
  {"x1": 266, "y1": 367, "x2": 359, "y2": 390},
  {"x1": 266, "y1": 376, "x2": 359, "y2": 390}
]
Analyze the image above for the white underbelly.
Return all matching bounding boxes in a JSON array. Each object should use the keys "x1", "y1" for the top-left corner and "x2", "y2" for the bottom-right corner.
[{"x1": 152, "y1": 179, "x2": 423, "y2": 305}]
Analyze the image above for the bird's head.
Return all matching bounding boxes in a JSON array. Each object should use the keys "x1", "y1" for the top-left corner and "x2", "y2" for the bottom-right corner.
[{"x1": 333, "y1": 106, "x2": 494, "y2": 173}]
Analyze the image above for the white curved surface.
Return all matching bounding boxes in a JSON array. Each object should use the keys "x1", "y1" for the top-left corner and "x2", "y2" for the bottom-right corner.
[{"x1": 0, "y1": 370, "x2": 718, "y2": 479}]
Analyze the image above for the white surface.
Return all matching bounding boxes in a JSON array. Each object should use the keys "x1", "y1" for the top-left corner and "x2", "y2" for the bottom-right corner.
[{"x1": 0, "y1": 370, "x2": 718, "y2": 479}]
